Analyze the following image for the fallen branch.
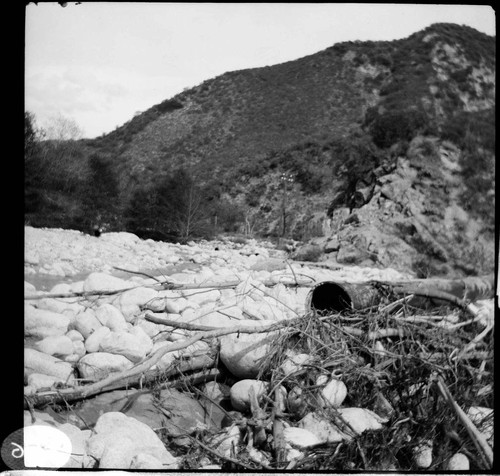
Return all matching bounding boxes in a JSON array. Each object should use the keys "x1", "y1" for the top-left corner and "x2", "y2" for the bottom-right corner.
[
  {"x1": 434, "y1": 374, "x2": 493, "y2": 469},
  {"x1": 113, "y1": 266, "x2": 163, "y2": 282},
  {"x1": 458, "y1": 323, "x2": 494, "y2": 357},
  {"x1": 25, "y1": 354, "x2": 216, "y2": 408},
  {"x1": 388, "y1": 274, "x2": 494, "y2": 302},
  {"x1": 272, "y1": 387, "x2": 287, "y2": 468},
  {"x1": 26, "y1": 320, "x2": 291, "y2": 408},
  {"x1": 189, "y1": 434, "x2": 266, "y2": 470},
  {"x1": 24, "y1": 285, "x2": 143, "y2": 300},
  {"x1": 25, "y1": 277, "x2": 315, "y2": 301},
  {"x1": 392, "y1": 287, "x2": 471, "y2": 312}
]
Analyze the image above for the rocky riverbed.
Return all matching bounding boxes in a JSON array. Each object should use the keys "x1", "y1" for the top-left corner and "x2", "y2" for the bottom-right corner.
[{"x1": 23, "y1": 226, "x2": 493, "y2": 470}]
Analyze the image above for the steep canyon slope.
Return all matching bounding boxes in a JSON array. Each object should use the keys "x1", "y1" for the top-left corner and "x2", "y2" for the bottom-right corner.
[{"x1": 30, "y1": 23, "x2": 495, "y2": 277}]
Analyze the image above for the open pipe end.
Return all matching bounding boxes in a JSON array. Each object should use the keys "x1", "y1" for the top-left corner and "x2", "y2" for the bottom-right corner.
[{"x1": 308, "y1": 282, "x2": 353, "y2": 313}]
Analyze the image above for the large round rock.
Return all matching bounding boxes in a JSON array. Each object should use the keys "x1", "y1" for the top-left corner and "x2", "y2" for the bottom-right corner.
[{"x1": 219, "y1": 320, "x2": 278, "y2": 378}]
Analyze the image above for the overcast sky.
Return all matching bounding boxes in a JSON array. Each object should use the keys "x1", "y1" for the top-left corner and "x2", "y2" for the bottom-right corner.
[{"x1": 25, "y1": 3, "x2": 495, "y2": 139}]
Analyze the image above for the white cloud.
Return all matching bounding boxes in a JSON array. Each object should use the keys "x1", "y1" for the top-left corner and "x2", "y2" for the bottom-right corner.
[{"x1": 25, "y1": 3, "x2": 495, "y2": 138}]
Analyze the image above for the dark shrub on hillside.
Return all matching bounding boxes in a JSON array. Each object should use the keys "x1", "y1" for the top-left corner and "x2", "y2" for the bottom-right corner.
[
  {"x1": 155, "y1": 99, "x2": 184, "y2": 114},
  {"x1": 441, "y1": 109, "x2": 495, "y2": 152},
  {"x1": 329, "y1": 132, "x2": 383, "y2": 208},
  {"x1": 368, "y1": 108, "x2": 429, "y2": 148},
  {"x1": 76, "y1": 153, "x2": 120, "y2": 230}
]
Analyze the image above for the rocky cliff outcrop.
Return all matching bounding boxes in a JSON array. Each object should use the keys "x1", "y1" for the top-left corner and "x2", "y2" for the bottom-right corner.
[{"x1": 298, "y1": 136, "x2": 494, "y2": 278}]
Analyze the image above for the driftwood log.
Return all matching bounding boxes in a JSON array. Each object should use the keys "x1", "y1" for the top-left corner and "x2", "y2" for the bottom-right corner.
[
  {"x1": 390, "y1": 274, "x2": 495, "y2": 303},
  {"x1": 24, "y1": 354, "x2": 217, "y2": 409},
  {"x1": 24, "y1": 274, "x2": 494, "y2": 410},
  {"x1": 307, "y1": 274, "x2": 494, "y2": 313}
]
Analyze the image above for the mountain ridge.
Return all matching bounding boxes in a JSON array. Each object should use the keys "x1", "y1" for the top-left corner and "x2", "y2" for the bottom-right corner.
[{"x1": 25, "y1": 22, "x2": 496, "y2": 277}]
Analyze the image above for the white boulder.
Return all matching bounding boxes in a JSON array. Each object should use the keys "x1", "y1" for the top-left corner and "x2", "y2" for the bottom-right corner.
[
  {"x1": 94, "y1": 303, "x2": 128, "y2": 331},
  {"x1": 49, "y1": 282, "x2": 73, "y2": 294},
  {"x1": 164, "y1": 298, "x2": 183, "y2": 314},
  {"x1": 99, "y1": 330, "x2": 151, "y2": 363},
  {"x1": 25, "y1": 306, "x2": 70, "y2": 339},
  {"x1": 36, "y1": 297, "x2": 84, "y2": 318},
  {"x1": 33, "y1": 335, "x2": 74, "y2": 358},
  {"x1": 24, "y1": 348, "x2": 75, "y2": 382},
  {"x1": 27, "y1": 373, "x2": 67, "y2": 391},
  {"x1": 77, "y1": 352, "x2": 134, "y2": 380},
  {"x1": 58, "y1": 423, "x2": 93, "y2": 468},
  {"x1": 136, "y1": 319, "x2": 163, "y2": 338},
  {"x1": 142, "y1": 296, "x2": 166, "y2": 312},
  {"x1": 85, "y1": 326, "x2": 111, "y2": 353},
  {"x1": 66, "y1": 329, "x2": 84, "y2": 342},
  {"x1": 250, "y1": 257, "x2": 287, "y2": 272},
  {"x1": 86, "y1": 412, "x2": 179, "y2": 469},
  {"x1": 219, "y1": 321, "x2": 278, "y2": 378},
  {"x1": 130, "y1": 453, "x2": 164, "y2": 469},
  {"x1": 149, "y1": 341, "x2": 179, "y2": 370},
  {"x1": 71, "y1": 309, "x2": 102, "y2": 338},
  {"x1": 83, "y1": 272, "x2": 133, "y2": 293},
  {"x1": 115, "y1": 286, "x2": 159, "y2": 321},
  {"x1": 72, "y1": 339, "x2": 86, "y2": 357},
  {"x1": 182, "y1": 289, "x2": 221, "y2": 307},
  {"x1": 25, "y1": 281, "x2": 37, "y2": 296},
  {"x1": 129, "y1": 325, "x2": 153, "y2": 352}
]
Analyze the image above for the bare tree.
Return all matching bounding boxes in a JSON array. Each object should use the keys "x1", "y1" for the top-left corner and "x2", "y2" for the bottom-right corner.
[
  {"x1": 44, "y1": 113, "x2": 83, "y2": 142},
  {"x1": 40, "y1": 114, "x2": 86, "y2": 193},
  {"x1": 156, "y1": 169, "x2": 210, "y2": 242}
]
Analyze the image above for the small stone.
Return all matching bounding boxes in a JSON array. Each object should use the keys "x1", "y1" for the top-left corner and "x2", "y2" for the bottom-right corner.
[
  {"x1": 280, "y1": 353, "x2": 312, "y2": 376},
  {"x1": 445, "y1": 452, "x2": 469, "y2": 470},
  {"x1": 338, "y1": 407, "x2": 387, "y2": 435},
  {"x1": 230, "y1": 379, "x2": 268, "y2": 412},
  {"x1": 413, "y1": 440, "x2": 433, "y2": 469},
  {"x1": 319, "y1": 379, "x2": 348, "y2": 408},
  {"x1": 283, "y1": 427, "x2": 322, "y2": 448},
  {"x1": 298, "y1": 412, "x2": 349, "y2": 443}
]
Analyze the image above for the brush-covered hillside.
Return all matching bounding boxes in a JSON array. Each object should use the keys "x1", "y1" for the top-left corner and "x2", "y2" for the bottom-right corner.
[{"x1": 25, "y1": 23, "x2": 495, "y2": 278}]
